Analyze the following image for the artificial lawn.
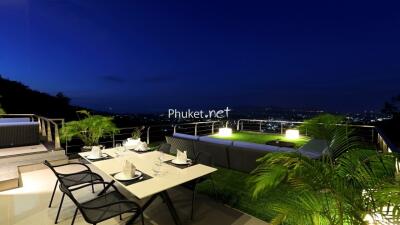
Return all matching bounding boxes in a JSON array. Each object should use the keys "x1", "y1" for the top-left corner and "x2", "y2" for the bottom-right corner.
[
  {"x1": 196, "y1": 132, "x2": 376, "y2": 223},
  {"x1": 197, "y1": 132, "x2": 308, "y2": 222},
  {"x1": 196, "y1": 167, "x2": 273, "y2": 222},
  {"x1": 210, "y1": 131, "x2": 310, "y2": 149}
]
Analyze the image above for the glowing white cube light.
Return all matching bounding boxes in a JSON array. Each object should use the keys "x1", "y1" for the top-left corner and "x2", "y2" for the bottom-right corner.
[
  {"x1": 218, "y1": 128, "x2": 232, "y2": 137},
  {"x1": 285, "y1": 129, "x2": 300, "y2": 139}
]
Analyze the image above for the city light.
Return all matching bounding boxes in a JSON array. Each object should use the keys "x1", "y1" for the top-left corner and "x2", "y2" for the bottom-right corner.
[
  {"x1": 285, "y1": 129, "x2": 300, "y2": 139},
  {"x1": 218, "y1": 127, "x2": 232, "y2": 137}
]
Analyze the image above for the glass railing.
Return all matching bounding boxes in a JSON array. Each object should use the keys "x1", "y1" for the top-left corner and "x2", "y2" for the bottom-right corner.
[
  {"x1": 63, "y1": 121, "x2": 225, "y2": 154},
  {"x1": 2, "y1": 114, "x2": 398, "y2": 155},
  {"x1": 236, "y1": 119, "x2": 399, "y2": 153}
]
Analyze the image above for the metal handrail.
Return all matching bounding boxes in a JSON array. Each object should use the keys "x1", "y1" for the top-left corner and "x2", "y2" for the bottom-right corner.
[
  {"x1": 236, "y1": 119, "x2": 396, "y2": 152},
  {"x1": 236, "y1": 119, "x2": 375, "y2": 129},
  {"x1": 0, "y1": 113, "x2": 35, "y2": 116},
  {"x1": 3, "y1": 114, "x2": 396, "y2": 156},
  {"x1": 375, "y1": 128, "x2": 399, "y2": 153},
  {"x1": 63, "y1": 120, "x2": 223, "y2": 153}
]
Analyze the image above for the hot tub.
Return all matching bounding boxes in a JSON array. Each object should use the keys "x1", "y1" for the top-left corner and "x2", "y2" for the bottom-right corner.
[{"x1": 0, "y1": 118, "x2": 40, "y2": 148}]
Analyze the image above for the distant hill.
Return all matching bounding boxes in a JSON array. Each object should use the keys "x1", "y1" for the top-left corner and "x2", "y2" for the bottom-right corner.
[{"x1": 0, "y1": 75, "x2": 82, "y2": 119}]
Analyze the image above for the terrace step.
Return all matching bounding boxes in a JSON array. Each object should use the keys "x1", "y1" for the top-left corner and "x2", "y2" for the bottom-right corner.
[
  {"x1": 0, "y1": 166, "x2": 19, "y2": 191},
  {"x1": 0, "y1": 144, "x2": 47, "y2": 159},
  {"x1": 0, "y1": 149, "x2": 66, "y2": 164},
  {"x1": 0, "y1": 144, "x2": 68, "y2": 191}
]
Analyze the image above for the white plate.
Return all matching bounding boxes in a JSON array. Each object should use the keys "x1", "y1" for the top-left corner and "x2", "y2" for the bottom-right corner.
[
  {"x1": 86, "y1": 153, "x2": 108, "y2": 160},
  {"x1": 114, "y1": 171, "x2": 142, "y2": 181},
  {"x1": 171, "y1": 159, "x2": 192, "y2": 165},
  {"x1": 134, "y1": 148, "x2": 151, "y2": 152}
]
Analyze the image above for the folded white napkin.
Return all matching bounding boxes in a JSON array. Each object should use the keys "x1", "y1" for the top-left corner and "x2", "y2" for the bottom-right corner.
[
  {"x1": 176, "y1": 150, "x2": 187, "y2": 163},
  {"x1": 122, "y1": 160, "x2": 136, "y2": 177},
  {"x1": 136, "y1": 142, "x2": 148, "y2": 151},
  {"x1": 91, "y1": 146, "x2": 102, "y2": 157},
  {"x1": 124, "y1": 138, "x2": 141, "y2": 149}
]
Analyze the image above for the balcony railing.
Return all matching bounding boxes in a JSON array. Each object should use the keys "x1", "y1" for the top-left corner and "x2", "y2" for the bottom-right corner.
[
  {"x1": 376, "y1": 127, "x2": 400, "y2": 153},
  {"x1": 64, "y1": 121, "x2": 226, "y2": 154},
  {"x1": 1, "y1": 114, "x2": 398, "y2": 156},
  {"x1": 237, "y1": 119, "x2": 375, "y2": 137},
  {"x1": 236, "y1": 119, "x2": 399, "y2": 154}
]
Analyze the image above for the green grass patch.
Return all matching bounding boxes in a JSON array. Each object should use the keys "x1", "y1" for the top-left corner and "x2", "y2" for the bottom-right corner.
[
  {"x1": 196, "y1": 167, "x2": 273, "y2": 222},
  {"x1": 196, "y1": 149, "x2": 378, "y2": 223},
  {"x1": 210, "y1": 131, "x2": 310, "y2": 149}
]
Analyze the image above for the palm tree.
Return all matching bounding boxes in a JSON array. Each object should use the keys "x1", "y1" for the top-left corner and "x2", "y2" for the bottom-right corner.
[
  {"x1": 249, "y1": 114, "x2": 399, "y2": 225},
  {"x1": 60, "y1": 110, "x2": 119, "y2": 147}
]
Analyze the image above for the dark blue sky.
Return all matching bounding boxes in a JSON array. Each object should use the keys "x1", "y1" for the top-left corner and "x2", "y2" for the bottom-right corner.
[{"x1": 1, "y1": 0, "x2": 400, "y2": 113}]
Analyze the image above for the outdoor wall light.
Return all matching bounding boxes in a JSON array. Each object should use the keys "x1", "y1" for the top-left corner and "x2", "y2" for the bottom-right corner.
[
  {"x1": 218, "y1": 127, "x2": 232, "y2": 137},
  {"x1": 285, "y1": 129, "x2": 300, "y2": 139}
]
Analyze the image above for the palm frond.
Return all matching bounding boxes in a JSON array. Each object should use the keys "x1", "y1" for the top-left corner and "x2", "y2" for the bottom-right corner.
[
  {"x1": 60, "y1": 111, "x2": 119, "y2": 146},
  {"x1": 249, "y1": 114, "x2": 399, "y2": 225}
]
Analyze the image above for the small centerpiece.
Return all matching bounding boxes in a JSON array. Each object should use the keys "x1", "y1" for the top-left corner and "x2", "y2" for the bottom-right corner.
[
  {"x1": 128, "y1": 126, "x2": 143, "y2": 141},
  {"x1": 124, "y1": 126, "x2": 145, "y2": 150}
]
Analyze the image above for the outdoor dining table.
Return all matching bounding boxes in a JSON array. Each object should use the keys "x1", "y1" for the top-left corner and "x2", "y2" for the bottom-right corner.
[{"x1": 79, "y1": 148, "x2": 217, "y2": 225}]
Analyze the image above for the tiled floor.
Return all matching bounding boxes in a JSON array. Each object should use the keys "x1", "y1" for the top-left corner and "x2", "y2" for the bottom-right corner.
[
  {"x1": 0, "y1": 144, "x2": 47, "y2": 158},
  {"x1": 0, "y1": 165, "x2": 269, "y2": 225}
]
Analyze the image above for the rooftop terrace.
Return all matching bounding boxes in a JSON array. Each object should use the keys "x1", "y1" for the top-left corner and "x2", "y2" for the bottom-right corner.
[{"x1": 0, "y1": 113, "x2": 398, "y2": 225}]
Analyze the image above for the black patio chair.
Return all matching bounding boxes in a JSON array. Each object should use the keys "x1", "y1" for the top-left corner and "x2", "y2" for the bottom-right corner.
[
  {"x1": 182, "y1": 151, "x2": 218, "y2": 220},
  {"x1": 43, "y1": 160, "x2": 104, "y2": 224},
  {"x1": 158, "y1": 143, "x2": 171, "y2": 154},
  {"x1": 59, "y1": 181, "x2": 144, "y2": 225}
]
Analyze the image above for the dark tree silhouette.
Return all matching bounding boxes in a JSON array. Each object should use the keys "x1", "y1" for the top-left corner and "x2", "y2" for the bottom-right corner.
[
  {"x1": 0, "y1": 75, "x2": 82, "y2": 119},
  {"x1": 56, "y1": 92, "x2": 71, "y2": 105},
  {"x1": 378, "y1": 94, "x2": 400, "y2": 148},
  {"x1": 382, "y1": 94, "x2": 400, "y2": 117},
  {"x1": 0, "y1": 94, "x2": 5, "y2": 114}
]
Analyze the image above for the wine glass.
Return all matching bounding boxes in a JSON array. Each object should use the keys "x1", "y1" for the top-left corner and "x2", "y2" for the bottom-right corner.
[
  {"x1": 152, "y1": 159, "x2": 162, "y2": 176},
  {"x1": 158, "y1": 151, "x2": 165, "y2": 162},
  {"x1": 122, "y1": 140, "x2": 127, "y2": 152},
  {"x1": 115, "y1": 143, "x2": 124, "y2": 156}
]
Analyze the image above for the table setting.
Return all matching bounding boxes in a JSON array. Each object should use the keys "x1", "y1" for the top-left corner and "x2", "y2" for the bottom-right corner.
[
  {"x1": 84, "y1": 146, "x2": 112, "y2": 161},
  {"x1": 79, "y1": 145, "x2": 217, "y2": 225},
  {"x1": 111, "y1": 159, "x2": 152, "y2": 185},
  {"x1": 165, "y1": 150, "x2": 195, "y2": 169},
  {"x1": 123, "y1": 138, "x2": 154, "y2": 153}
]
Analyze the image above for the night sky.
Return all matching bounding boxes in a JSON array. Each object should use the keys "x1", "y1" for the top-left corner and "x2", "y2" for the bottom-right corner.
[{"x1": 1, "y1": 0, "x2": 400, "y2": 113}]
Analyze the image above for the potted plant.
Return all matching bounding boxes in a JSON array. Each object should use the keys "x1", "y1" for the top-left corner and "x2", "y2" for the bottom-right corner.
[
  {"x1": 125, "y1": 126, "x2": 144, "y2": 145},
  {"x1": 132, "y1": 126, "x2": 143, "y2": 140},
  {"x1": 60, "y1": 110, "x2": 119, "y2": 151}
]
